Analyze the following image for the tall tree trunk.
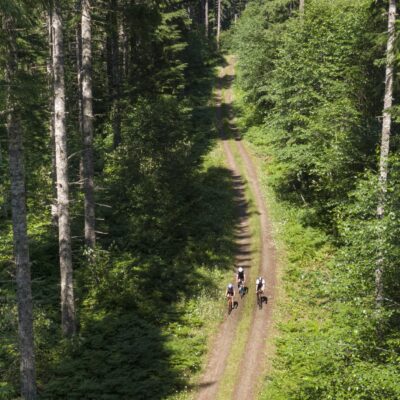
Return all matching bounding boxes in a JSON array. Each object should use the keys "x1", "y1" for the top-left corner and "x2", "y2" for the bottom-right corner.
[
  {"x1": 3, "y1": 14, "x2": 37, "y2": 400},
  {"x1": 52, "y1": 0, "x2": 76, "y2": 336},
  {"x1": 47, "y1": 7, "x2": 58, "y2": 226},
  {"x1": 217, "y1": 0, "x2": 221, "y2": 46},
  {"x1": 107, "y1": 0, "x2": 121, "y2": 148},
  {"x1": 376, "y1": 0, "x2": 396, "y2": 307},
  {"x1": 81, "y1": 0, "x2": 96, "y2": 249},
  {"x1": 119, "y1": 13, "x2": 128, "y2": 80},
  {"x1": 205, "y1": 0, "x2": 209, "y2": 37},
  {"x1": 76, "y1": 0, "x2": 83, "y2": 139},
  {"x1": 76, "y1": 0, "x2": 84, "y2": 191},
  {"x1": 299, "y1": 0, "x2": 305, "y2": 14}
]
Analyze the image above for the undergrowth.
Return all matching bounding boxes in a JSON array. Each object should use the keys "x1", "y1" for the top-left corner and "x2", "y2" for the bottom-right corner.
[
  {"x1": 234, "y1": 77, "x2": 400, "y2": 399},
  {"x1": 35, "y1": 143, "x2": 237, "y2": 400}
]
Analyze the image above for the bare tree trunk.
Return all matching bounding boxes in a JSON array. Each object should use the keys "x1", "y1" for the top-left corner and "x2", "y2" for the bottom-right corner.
[
  {"x1": 376, "y1": 0, "x2": 396, "y2": 307},
  {"x1": 47, "y1": 7, "x2": 58, "y2": 226},
  {"x1": 107, "y1": 0, "x2": 121, "y2": 148},
  {"x1": 76, "y1": 0, "x2": 84, "y2": 192},
  {"x1": 217, "y1": 0, "x2": 221, "y2": 46},
  {"x1": 52, "y1": 0, "x2": 76, "y2": 337},
  {"x1": 299, "y1": 0, "x2": 305, "y2": 14},
  {"x1": 119, "y1": 13, "x2": 128, "y2": 80},
  {"x1": 3, "y1": 14, "x2": 37, "y2": 400},
  {"x1": 81, "y1": 0, "x2": 96, "y2": 249},
  {"x1": 76, "y1": 0, "x2": 83, "y2": 138},
  {"x1": 205, "y1": 0, "x2": 209, "y2": 37}
]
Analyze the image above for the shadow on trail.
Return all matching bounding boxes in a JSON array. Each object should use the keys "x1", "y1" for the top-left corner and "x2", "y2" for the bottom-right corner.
[
  {"x1": 216, "y1": 72, "x2": 242, "y2": 142},
  {"x1": 190, "y1": 380, "x2": 217, "y2": 390},
  {"x1": 39, "y1": 171, "x2": 240, "y2": 400},
  {"x1": 36, "y1": 55, "x2": 255, "y2": 399},
  {"x1": 217, "y1": 67, "x2": 254, "y2": 276}
]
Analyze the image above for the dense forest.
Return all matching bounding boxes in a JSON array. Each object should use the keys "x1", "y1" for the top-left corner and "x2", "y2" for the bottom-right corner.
[
  {"x1": 230, "y1": 0, "x2": 400, "y2": 398},
  {"x1": 1, "y1": 0, "x2": 400, "y2": 399},
  {"x1": 0, "y1": 1, "x2": 247, "y2": 399}
]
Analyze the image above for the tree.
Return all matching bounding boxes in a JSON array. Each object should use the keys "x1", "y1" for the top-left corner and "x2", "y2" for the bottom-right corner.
[
  {"x1": 51, "y1": 0, "x2": 76, "y2": 336},
  {"x1": 47, "y1": 6, "x2": 58, "y2": 225},
  {"x1": 375, "y1": 0, "x2": 396, "y2": 307},
  {"x1": 3, "y1": 12, "x2": 37, "y2": 400},
  {"x1": 217, "y1": 0, "x2": 221, "y2": 45},
  {"x1": 81, "y1": 0, "x2": 96, "y2": 249},
  {"x1": 204, "y1": 0, "x2": 209, "y2": 36},
  {"x1": 106, "y1": 0, "x2": 121, "y2": 148},
  {"x1": 75, "y1": 0, "x2": 84, "y2": 193},
  {"x1": 299, "y1": 0, "x2": 304, "y2": 14}
]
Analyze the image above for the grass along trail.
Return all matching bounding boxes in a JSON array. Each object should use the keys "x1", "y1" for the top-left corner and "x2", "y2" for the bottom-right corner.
[
  {"x1": 195, "y1": 59, "x2": 253, "y2": 400},
  {"x1": 195, "y1": 57, "x2": 278, "y2": 400}
]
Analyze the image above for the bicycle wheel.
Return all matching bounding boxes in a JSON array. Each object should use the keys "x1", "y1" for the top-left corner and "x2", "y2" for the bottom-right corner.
[
  {"x1": 228, "y1": 298, "x2": 233, "y2": 314},
  {"x1": 257, "y1": 292, "x2": 262, "y2": 309}
]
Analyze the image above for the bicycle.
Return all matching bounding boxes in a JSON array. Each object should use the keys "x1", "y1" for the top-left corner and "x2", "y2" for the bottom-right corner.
[
  {"x1": 227, "y1": 294, "x2": 234, "y2": 315},
  {"x1": 238, "y1": 280, "x2": 245, "y2": 298},
  {"x1": 256, "y1": 290, "x2": 263, "y2": 310}
]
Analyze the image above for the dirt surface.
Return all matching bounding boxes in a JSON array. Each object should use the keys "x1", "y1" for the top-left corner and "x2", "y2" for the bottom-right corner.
[
  {"x1": 195, "y1": 58, "x2": 278, "y2": 400},
  {"x1": 196, "y1": 60, "x2": 252, "y2": 400}
]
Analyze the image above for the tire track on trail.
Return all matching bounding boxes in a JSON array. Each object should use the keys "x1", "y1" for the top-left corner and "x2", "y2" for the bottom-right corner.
[
  {"x1": 232, "y1": 133, "x2": 278, "y2": 400},
  {"x1": 196, "y1": 57, "x2": 278, "y2": 400},
  {"x1": 196, "y1": 61, "x2": 252, "y2": 400}
]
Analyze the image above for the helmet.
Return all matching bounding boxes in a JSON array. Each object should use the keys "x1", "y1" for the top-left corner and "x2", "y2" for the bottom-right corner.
[
  {"x1": 238, "y1": 267, "x2": 243, "y2": 273},
  {"x1": 228, "y1": 283, "x2": 233, "y2": 289}
]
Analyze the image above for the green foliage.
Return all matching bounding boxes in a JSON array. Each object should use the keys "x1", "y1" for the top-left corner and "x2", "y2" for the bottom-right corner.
[
  {"x1": 250, "y1": 162, "x2": 400, "y2": 400},
  {"x1": 41, "y1": 313, "x2": 195, "y2": 400},
  {"x1": 38, "y1": 142, "x2": 237, "y2": 399},
  {"x1": 232, "y1": 0, "x2": 383, "y2": 229},
  {"x1": 0, "y1": 0, "x2": 237, "y2": 398},
  {"x1": 232, "y1": 0, "x2": 400, "y2": 398}
]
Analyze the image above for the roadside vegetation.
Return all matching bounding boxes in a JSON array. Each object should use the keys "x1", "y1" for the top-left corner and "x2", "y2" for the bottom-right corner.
[{"x1": 229, "y1": 0, "x2": 400, "y2": 398}]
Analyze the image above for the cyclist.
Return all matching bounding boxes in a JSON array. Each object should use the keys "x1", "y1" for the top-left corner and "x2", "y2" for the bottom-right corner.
[
  {"x1": 236, "y1": 267, "x2": 246, "y2": 287},
  {"x1": 226, "y1": 283, "x2": 235, "y2": 314},
  {"x1": 226, "y1": 283, "x2": 235, "y2": 299},
  {"x1": 256, "y1": 276, "x2": 265, "y2": 308},
  {"x1": 256, "y1": 276, "x2": 265, "y2": 295}
]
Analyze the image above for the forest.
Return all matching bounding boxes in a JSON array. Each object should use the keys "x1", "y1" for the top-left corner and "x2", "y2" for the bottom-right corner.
[
  {"x1": 1, "y1": 0, "x2": 399, "y2": 399},
  {"x1": 230, "y1": 0, "x2": 400, "y2": 398}
]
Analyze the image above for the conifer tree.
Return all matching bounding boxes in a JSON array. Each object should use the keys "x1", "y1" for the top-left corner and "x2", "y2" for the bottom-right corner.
[
  {"x1": 204, "y1": 0, "x2": 209, "y2": 36},
  {"x1": 47, "y1": 7, "x2": 58, "y2": 225},
  {"x1": 51, "y1": 0, "x2": 76, "y2": 336},
  {"x1": 3, "y1": 11, "x2": 37, "y2": 400},
  {"x1": 107, "y1": 0, "x2": 121, "y2": 148},
  {"x1": 217, "y1": 0, "x2": 221, "y2": 45},
  {"x1": 81, "y1": 0, "x2": 96, "y2": 249}
]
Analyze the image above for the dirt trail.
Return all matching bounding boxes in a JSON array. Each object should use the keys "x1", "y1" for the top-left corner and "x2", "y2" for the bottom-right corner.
[
  {"x1": 196, "y1": 61, "x2": 252, "y2": 400},
  {"x1": 196, "y1": 58, "x2": 278, "y2": 400}
]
